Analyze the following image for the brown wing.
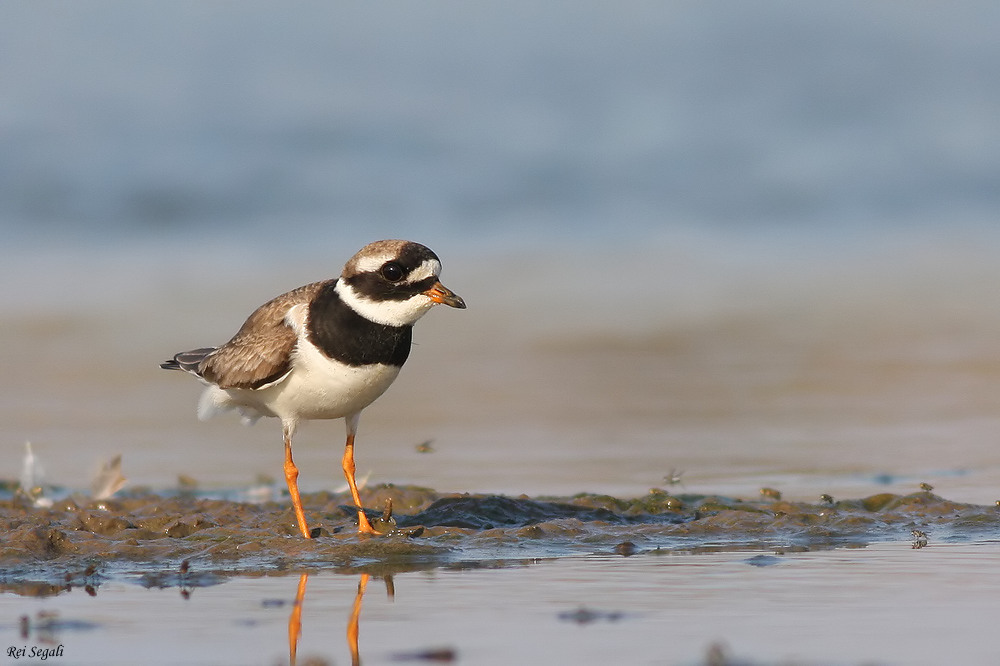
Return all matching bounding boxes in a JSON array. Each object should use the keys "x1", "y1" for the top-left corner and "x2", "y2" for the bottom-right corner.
[{"x1": 198, "y1": 280, "x2": 329, "y2": 390}]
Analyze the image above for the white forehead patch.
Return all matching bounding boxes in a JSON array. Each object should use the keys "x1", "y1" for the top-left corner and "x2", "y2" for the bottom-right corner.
[{"x1": 352, "y1": 251, "x2": 398, "y2": 274}]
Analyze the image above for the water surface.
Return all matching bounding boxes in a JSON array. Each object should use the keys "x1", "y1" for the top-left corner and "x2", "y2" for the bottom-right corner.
[{"x1": 7, "y1": 540, "x2": 1000, "y2": 666}]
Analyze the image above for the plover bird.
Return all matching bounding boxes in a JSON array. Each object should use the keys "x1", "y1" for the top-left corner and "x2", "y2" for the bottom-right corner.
[{"x1": 161, "y1": 240, "x2": 465, "y2": 537}]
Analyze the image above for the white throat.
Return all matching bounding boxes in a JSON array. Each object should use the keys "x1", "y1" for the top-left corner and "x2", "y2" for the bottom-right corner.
[{"x1": 334, "y1": 280, "x2": 437, "y2": 327}]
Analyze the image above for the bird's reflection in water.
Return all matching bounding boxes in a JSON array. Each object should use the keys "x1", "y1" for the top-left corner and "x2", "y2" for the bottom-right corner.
[
  {"x1": 288, "y1": 572, "x2": 394, "y2": 666},
  {"x1": 288, "y1": 574, "x2": 308, "y2": 666}
]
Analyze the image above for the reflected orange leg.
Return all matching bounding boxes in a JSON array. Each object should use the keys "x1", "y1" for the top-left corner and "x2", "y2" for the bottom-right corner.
[
  {"x1": 347, "y1": 573, "x2": 370, "y2": 666},
  {"x1": 283, "y1": 426, "x2": 312, "y2": 538},
  {"x1": 342, "y1": 432, "x2": 376, "y2": 534},
  {"x1": 288, "y1": 573, "x2": 308, "y2": 666}
]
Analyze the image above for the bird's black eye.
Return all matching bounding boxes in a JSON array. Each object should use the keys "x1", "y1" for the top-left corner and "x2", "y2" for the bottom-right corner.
[{"x1": 380, "y1": 262, "x2": 405, "y2": 282}]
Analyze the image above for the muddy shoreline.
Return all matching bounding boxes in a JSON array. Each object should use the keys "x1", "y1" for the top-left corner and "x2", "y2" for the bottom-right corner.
[{"x1": 3, "y1": 482, "x2": 998, "y2": 599}]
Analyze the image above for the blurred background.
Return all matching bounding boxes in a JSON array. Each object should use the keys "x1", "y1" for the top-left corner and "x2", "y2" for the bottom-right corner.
[{"x1": 3, "y1": 1, "x2": 999, "y2": 502}]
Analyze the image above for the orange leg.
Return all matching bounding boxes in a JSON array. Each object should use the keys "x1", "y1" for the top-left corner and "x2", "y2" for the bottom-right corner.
[
  {"x1": 342, "y1": 431, "x2": 376, "y2": 534},
  {"x1": 283, "y1": 425, "x2": 312, "y2": 538},
  {"x1": 288, "y1": 573, "x2": 308, "y2": 666},
  {"x1": 347, "y1": 573, "x2": 369, "y2": 666}
]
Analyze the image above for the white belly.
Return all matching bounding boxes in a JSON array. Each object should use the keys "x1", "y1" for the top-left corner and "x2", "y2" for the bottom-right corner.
[
  {"x1": 266, "y1": 359, "x2": 400, "y2": 421},
  {"x1": 199, "y1": 340, "x2": 401, "y2": 425}
]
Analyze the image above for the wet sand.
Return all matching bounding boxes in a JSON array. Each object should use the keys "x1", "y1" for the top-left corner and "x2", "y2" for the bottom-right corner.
[
  {"x1": 3, "y1": 484, "x2": 998, "y2": 573},
  {"x1": 7, "y1": 237, "x2": 1000, "y2": 505}
]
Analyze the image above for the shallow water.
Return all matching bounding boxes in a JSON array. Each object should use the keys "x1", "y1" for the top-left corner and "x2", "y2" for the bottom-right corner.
[{"x1": 5, "y1": 538, "x2": 1000, "y2": 666}]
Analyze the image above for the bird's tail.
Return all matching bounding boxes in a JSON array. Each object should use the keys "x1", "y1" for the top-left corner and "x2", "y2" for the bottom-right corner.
[{"x1": 160, "y1": 347, "x2": 216, "y2": 374}]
